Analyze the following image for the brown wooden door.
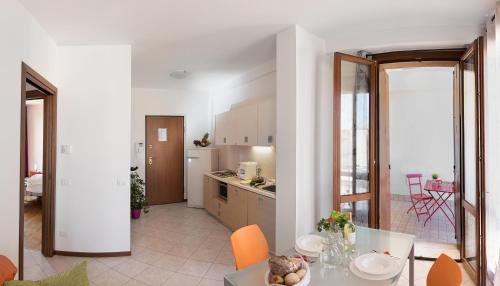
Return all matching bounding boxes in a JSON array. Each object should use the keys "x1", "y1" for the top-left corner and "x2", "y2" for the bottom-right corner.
[
  {"x1": 145, "y1": 116, "x2": 184, "y2": 205},
  {"x1": 453, "y1": 63, "x2": 462, "y2": 250},
  {"x1": 459, "y1": 37, "x2": 486, "y2": 286},
  {"x1": 378, "y1": 67, "x2": 391, "y2": 230},
  {"x1": 333, "y1": 53, "x2": 377, "y2": 227}
]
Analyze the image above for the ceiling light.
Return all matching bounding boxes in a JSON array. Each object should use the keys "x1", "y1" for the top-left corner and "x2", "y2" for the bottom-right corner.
[{"x1": 169, "y1": 70, "x2": 190, "y2": 79}]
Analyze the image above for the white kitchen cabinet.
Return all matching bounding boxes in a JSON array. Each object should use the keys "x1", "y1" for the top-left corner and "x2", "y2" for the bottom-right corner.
[
  {"x1": 215, "y1": 111, "x2": 235, "y2": 145},
  {"x1": 235, "y1": 104, "x2": 258, "y2": 146},
  {"x1": 258, "y1": 98, "x2": 276, "y2": 146},
  {"x1": 215, "y1": 97, "x2": 275, "y2": 146}
]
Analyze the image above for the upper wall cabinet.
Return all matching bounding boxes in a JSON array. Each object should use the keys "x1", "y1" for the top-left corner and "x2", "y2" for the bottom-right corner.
[
  {"x1": 258, "y1": 98, "x2": 276, "y2": 146},
  {"x1": 235, "y1": 104, "x2": 258, "y2": 146},
  {"x1": 215, "y1": 111, "x2": 235, "y2": 145},
  {"x1": 215, "y1": 98, "x2": 276, "y2": 146}
]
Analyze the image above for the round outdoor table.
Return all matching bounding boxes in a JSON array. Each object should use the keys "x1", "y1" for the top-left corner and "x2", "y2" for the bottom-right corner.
[{"x1": 423, "y1": 179, "x2": 455, "y2": 229}]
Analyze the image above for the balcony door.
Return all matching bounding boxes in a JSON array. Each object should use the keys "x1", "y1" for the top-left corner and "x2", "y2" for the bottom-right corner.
[
  {"x1": 333, "y1": 53, "x2": 377, "y2": 227},
  {"x1": 460, "y1": 37, "x2": 486, "y2": 286}
]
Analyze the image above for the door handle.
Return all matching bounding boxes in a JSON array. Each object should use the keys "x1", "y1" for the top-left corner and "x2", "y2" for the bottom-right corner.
[{"x1": 148, "y1": 157, "x2": 153, "y2": 165}]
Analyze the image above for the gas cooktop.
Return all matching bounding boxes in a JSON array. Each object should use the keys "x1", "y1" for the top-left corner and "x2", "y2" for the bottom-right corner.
[{"x1": 211, "y1": 170, "x2": 237, "y2": 178}]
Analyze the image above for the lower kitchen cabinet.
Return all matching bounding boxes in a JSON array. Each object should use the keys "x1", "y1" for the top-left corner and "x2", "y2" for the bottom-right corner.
[
  {"x1": 215, "y1": 199, "x2": 227, "y2": 220},
  {"x1": 224, "y1": 185, "x2": 248, "y2": 230},
  {"x1": 247, "y1": 191, "x2": 276, "y2": 253},
  {"x1": 203, "y1": 176, "x2": 218, "y2": 216},
  {"x1": 203, "y1": 175, "x2": 276, "y2": 253}
]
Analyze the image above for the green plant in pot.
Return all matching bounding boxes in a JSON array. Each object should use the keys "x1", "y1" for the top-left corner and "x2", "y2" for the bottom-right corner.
[
  {"x1": 432, "y1": 173, "x2": 439, "y2": 180},
  {"x1": 130, "y1": 166, "x2": 148, "y2": 219}
]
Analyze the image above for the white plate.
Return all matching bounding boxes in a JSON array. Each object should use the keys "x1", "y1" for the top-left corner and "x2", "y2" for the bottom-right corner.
[
  {"x1": 349, "y1": 261, "x2": 400, "y2": 281},
  {"x1": 354, "y1": 253, "x2": 399, "y2": 275},
  {"x1": 296, "y1": 234, "x2": 323, "y2": 255},
  {"x1": 294, "y1": 243, "x2": 319, "y2": 258}
]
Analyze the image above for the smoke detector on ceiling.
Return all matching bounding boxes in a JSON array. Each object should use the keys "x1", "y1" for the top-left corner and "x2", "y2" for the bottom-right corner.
[{"x1": 169, "y1": 70, "x2": 190, "y2": 79}]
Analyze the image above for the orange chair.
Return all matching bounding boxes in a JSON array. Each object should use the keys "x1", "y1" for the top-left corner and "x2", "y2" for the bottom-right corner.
[
  {"x1": 230, "y1": 224, "x2": 269, "y2": 270},
  {"x1": 427, "y1": 254, "x2": 462, "y2": 286},
  {"x1": 0, "y1": 255, "x2": 17, "y2": 285}
]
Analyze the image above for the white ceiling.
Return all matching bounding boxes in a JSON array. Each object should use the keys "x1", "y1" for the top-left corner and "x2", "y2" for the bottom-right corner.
[{"x1": 19, "y1": 0, "x2": 495, "y2": 91}]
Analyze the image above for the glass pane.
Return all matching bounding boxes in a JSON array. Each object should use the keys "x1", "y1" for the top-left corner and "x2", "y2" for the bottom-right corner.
[
  {"x1": 464, "y1": 210, "x2": 477, "y2": 270},
  {"x1": 340, "y1": 60, "x2": 371, "y2": 196},
  {"x1": 463, "y1": 53, "x2": 477, "y2": 206},
  {"x1": 341, "y1": 200, "x2": 370, "y2": 226}
]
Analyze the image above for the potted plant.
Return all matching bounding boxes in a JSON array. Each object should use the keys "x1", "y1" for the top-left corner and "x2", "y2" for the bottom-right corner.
[
  {"x1": 317, "y1": 210, "x2": 349, "y2": 232},
  {"x1": 130, "y1": 166, "x2": 148, "y2": 219},
  {"x1": 432, "y1": 173, "x2": 439, "y2": 180}
]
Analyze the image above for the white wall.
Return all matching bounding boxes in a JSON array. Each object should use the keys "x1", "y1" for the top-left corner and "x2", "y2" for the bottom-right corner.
[
  {"x1": 56, "y1": 45, "x2": 131, "y2": 252},
  {"x1": 211, "y1": 60, "x2": 276, "y2": 116},
  {"x1": 387, "y1": 67, "x2": 455, "y2": 195},
  {"x1": 27, "y1": 100, "x2": 44, "y2": 172},
  {"x1": 0, "y1": 0, "x2": 58, "y2": 267},
  {"x1": 276, "y1": 27, "x2": 297, "y2": 253},
  {"x1": 485, "y1": 5, "x2": 500, "y2": 275},
  {"x1": 275, "y1": 26, "x2": 330, "y2": 253},
  {"x1": 131, "y1": 88, "x2": 212, "y2": 180},
  {"x1": 295, "y1": 27, "x2": 330, "y2": 239}
]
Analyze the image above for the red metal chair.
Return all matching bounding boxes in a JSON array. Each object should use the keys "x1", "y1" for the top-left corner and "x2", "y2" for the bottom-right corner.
[{"x1": 406, "y1": 173, "x2": 433, "y2": 222}]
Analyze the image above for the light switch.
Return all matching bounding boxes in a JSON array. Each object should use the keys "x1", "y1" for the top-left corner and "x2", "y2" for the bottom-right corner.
[
  {"x1": 61, "y1": 178, "x2": 71, "y2": 186},
  {"x1": 61, "y1": 145, "x2": 73, "y2": 154}
]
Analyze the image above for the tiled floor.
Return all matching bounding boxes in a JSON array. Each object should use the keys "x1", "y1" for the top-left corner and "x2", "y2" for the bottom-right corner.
[
  {"x1": 25, "y1": 203, "x2": 234, "y2": 285},
  {"x1": 391, "y1": 198, "x2": 456, "y2": 244},
  {"x1": 391, "y1": 197, "x2": 460, "y2": 259},
  {"x1": 24, "y1": 202, "x2": 473, "y2": 285}
]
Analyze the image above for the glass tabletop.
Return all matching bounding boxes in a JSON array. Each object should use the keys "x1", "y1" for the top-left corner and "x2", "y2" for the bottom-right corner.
[{"x1": 224, "y1": 227, "x2": 415, "y2": 286}]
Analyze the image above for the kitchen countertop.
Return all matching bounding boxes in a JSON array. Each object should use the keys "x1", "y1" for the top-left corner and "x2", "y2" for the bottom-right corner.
[{"x1": 204, "y1": 172, "x2": 276, "y2": 199}]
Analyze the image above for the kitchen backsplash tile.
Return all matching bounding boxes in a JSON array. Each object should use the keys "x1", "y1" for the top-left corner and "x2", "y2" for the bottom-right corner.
[{"x1": 217, "y1": 145, "x2": 275, "y2": 179}]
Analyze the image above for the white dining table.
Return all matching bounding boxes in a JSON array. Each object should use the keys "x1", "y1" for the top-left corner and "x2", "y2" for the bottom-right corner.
[{"x1": 224, "y1": 227, "x2": 415, "y2": 286}]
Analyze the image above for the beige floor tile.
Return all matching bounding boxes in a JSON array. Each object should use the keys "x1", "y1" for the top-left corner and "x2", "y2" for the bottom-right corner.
[
  {"x1": 132, "y1": 248, "x2": 164, "y2": 265},
  {"x1": 199, "y1": 278, "x2": 224, "y2": 286},
  {"x1": 178, "y1": 259, "x2": 212, "y2": 277},
  {"x1": 39, "y1": 262, "x2": 57, "y2": 276},
  {"x1": 152, "y1": 254, "x2": 187, "y2": 272},
  {"x1": 96, "y1": 256, "x2": 130, "y2": 268},
  {"x1": 24, "y1": 265, "x2": 46, "y2": 281},
  {"x1": 190, "y1": 247, "x2": 222, "y2": 263},
  {"x1": 113, "y1": 259, "x2": 150, "y2": 278},
  {"x1": 167, "y1": 244, "x2": 197, "y2": 258},
  {"x1": 91, "y1": 269, "x2": 130, "y2": 286},
  {"x1": 86, "y1": 260, "x2": 111, "y2": 279},
  {"x1": 204, "y1": 263, "x2": 235, "y2": 281},
  {"x1": 162, "y1": 273, "x2": 201, "y2": 286},
  {"x1": 122, "y1": 279, "x2": 149, "y2": 286},
  {"x1": 214, "y1": 251, "x2": 235, "y2": 266},
  {"x1": 134, "y1": 265, "x2": 175, "y2": 285}
]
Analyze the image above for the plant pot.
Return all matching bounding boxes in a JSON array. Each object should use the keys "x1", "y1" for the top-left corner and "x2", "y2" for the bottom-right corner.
[{"x1": 131, "y1": 209, "x2": 141, "y2": 219}]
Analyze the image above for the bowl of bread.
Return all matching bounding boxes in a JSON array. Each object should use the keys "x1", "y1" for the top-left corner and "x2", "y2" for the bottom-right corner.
[{"x1": 265, "y1": 255, "x2": 310, "y2": 286}]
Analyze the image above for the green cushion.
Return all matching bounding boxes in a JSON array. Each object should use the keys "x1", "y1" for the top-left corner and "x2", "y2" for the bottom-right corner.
[
  {"x1": 6, "y1": 261, "x2": 89, "y2": 286},
  {"x1": 5, "y1": 281, "x2": 40, "y2": 286}
]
